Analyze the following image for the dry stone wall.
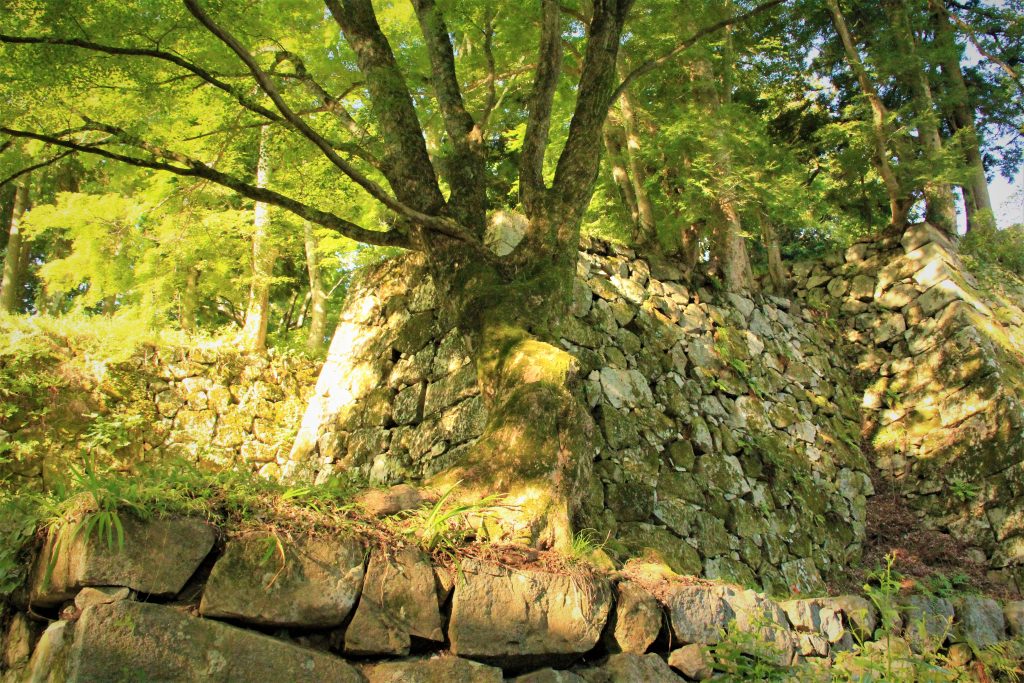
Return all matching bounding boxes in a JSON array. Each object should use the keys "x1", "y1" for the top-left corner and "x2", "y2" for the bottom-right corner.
[
  {"x1": 0, "y1": 344, "x2": 319, "y2": 486},
  {"x1": 4, "y1": 514, "x2": 1023, "y2": 682},
  {"x1": 287, "y1": 241, "x2": 873, "y2": 594},
  {"x1": 789, "y1": 222, "x2": 1024, "y2": 592}
]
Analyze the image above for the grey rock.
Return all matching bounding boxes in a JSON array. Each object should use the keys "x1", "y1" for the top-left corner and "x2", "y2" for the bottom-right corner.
[
  {"x1": 30, "y1": 515, "x2": 215, "y2": 607},
  {"x1": 511, "y1": 668, "x2": 587, "y2": 683},
  {"x1": 726, "y1": 293, "x2": 755, "y2": 320},
  {"x1": 666, "y1": 584, "x2": 735, "y2": 644},
  {"x1": 449, "y1": 562, "x2": 612, "y2": 666},
  {"x1": 954, "y1": 596, "x2": 1005, "y2": 649},
  {"x1": 57, "y1": 601, "x2": 362, "y2": 682},
  {"x1": 73, "y1": 586, "x2": 131, "y2": 611},
  {"x1": 600, "y1": 368, "x2": 654, "y2": 410},
  {"x1": 577, "y1": 653, "x2": 683, "y2": 682},
  {"x1": 849, "y1": 274, "x2": 876, "y2": 301},
  {"x1": 345, "y1": 546, "x2": 444, "y2": 655},
  {"x1": 667, "y1": 644, "x2": 713, "y2": 680},
  {"x1": 23, "y1": 620, "x2": 72, "y2": 683},
  {"x1": 604, "y1": 581, "x2": 662, "y2": 654},
  {"x1": 200, "y1": 534, "x2": 365, "y2": 628},
  {"x1": 362, "y1": 655, "x2": 502, "y2": 683},
  {"x1": 901, "y1": 595, "x2": 954, "y2": 654},
  {"x1": 4, "y1": 612, "x2": 32, "y2": 671}
]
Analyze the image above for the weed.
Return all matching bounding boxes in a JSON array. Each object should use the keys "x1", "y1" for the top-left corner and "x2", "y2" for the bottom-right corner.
[
  {"x1": 393, "y1": 483, "x2": 502, "y2": 559},
  {"x1": 949, "y1": 478, "x2": 980, "y2": 503},
  {"x1": 566, "y1": 528, "x2": 605, "y2": 563},
  {"x1": 708, "y1": 618, "x2": 791, "y2": 681}
]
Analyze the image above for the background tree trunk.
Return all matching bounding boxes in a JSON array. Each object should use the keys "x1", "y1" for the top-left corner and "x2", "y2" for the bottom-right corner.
[
  {"x1": 616, "y1": 87, "x2": 657, "y2": 245},
  {"x1": 181, "y1": 267, "x2": 200, "y2": 332},
  {"x1": 761, "y1": 214, "x2": 788, "y2": 293},
  {"x1": 303, "y1": 221, "x2": 328, "y2": 352},
  {"x1": 0, "y1": 183, "x2": 31, "y2": 313},
  {"x1": 930, "y1": 0, "x2": 994, "y2": 235},
  {"x1": 241, "y1": 127, "x2": 276, "y2": 352},
  {"x1": 603, "y1": 121, "x2": 640, "y2": 229},
  {"x1": 885, "y1": 0, "x2": 956, "y2": 235},
  {"x1": 827, "y1": 0, "x2": 908, "y2": 228}
]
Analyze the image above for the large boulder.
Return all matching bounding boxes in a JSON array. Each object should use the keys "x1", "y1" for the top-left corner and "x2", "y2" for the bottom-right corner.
[
  {"x1": 603, "y1": 581, "x2": 661, "y2": 654},
  {"x1": 44, "y1": 601, "x2": 363, "y2": 682},
  {"x1": 449, "y1": 562, "x2": 612, "y2": 667},
  {"x1": 953, "y1": 596, "x2": 1006, "y2": 649},
  {"x1": 362, "y1": 655, "x2": 503, "y2": 683},
  {"x1": 200, "y1": 534, "x2": 365, "y2": 627},
  {"x1": 344, "y1": 545, "x2": 444, "y2": 655},
  {"x1": 665, "y1": 584, "x2": 735, "y2": 645},
  {"x1": 29, "y1": 515, "x2": 215, "y2": 607},
  {"x1": 576, "y1": 653, "x2": 683, "y2": 682}
]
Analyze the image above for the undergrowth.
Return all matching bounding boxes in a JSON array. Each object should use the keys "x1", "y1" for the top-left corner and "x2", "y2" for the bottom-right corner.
[{"x1": 0, "y1": 455, "x2": 525, "y2": 598}]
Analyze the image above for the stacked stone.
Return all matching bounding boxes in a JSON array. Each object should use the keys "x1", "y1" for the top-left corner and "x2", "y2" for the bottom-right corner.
[
  {"x1": 566, "y1": 238, "x2": 872, "y2": 594},
  {"x1": 291, "y1": 254, "x2": 489, "y2": 487},
  {"x1": 9, "y1": 516, "x2": 1022, "y2": 682},
  {"x1": 291, "y1": 240, "x2": 873, "y2": 594},
  {"x1": 0, "y1": 344, "x2": 319, "y2": 487},
  {"x1": 790, "y1": 223, "x2": 1024, "y2": 591},
  {"x1": 148, "y1": 347, "x2": 318, "y2": 475}
]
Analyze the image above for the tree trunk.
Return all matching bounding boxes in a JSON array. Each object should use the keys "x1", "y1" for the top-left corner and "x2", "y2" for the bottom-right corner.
[
  {"x1": 181, "y1": 267, "x2": 200, "y2": 332},
  {"x1": 0, "y1": 183, "x2": 30, "y2": 313},
  {"x1": 291, "y1": 0, "x2": 634, "y2": 550},
  {"x1": 930, "y1": 0, "x2": 994, "y2": 234},
  {"x1": 241, "y1": 127, "x2": 276, "y2": 352},
  {"x1": 827, "y1": 0, "x2": 909, "y2": 228},
  {"x1": 303, "y1": 221, "x2": 328, "y2": 352},
  {"x1": 760, "y1": 214, "x2": 787, "y2": 293},
  {"x1": 691, "y1": 52, "x2": 754, "y2": 293},
  {"x1": 885, "y1": 0, "x2": 956, "y2": 235},
  {"x1": 710, "y1": 198, "x2": 754, "y2": 293},
  {"x1": 616, "y1": 87, "x2": 657, "y2": 245},
  {"x1": 603, "y1": 121, "x2": 640, "y2": 229}
]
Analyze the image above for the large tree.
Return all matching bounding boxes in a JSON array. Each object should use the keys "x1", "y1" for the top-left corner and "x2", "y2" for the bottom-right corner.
[{"x1": 1, "y1": 0, "x2": 643, "y2": 545}]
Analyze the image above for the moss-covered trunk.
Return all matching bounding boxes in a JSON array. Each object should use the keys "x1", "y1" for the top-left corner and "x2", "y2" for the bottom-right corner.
[{"x1": 424, "y1": 236, "x2": 595, "y2": 549}]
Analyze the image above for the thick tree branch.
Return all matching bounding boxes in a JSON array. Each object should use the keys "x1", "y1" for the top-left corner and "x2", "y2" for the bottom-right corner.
[
  {"x1": 271, "y1": 50, "x2": 377, "y2": 154},
  {"x1": 183, "y1": 0, "x2": 477, "y2": 246},
  {"x1": 1, "y1": 126, "x2": 412, "y2": 249},
  {"x1": 520, "y1": 0, "x2": 562, "y2": 216},
  {"x1": 411, "y1": 0, "x2": 487, "y2": 229},
  {"x1": 0, "y1": 33, "x2": 283, "y2": 123},
  {"x1": 611, "y1": 0, "x2": 786, "y2": 103},
  {"x1": 551, "y1": 0, "x2": 635, "y2": 230},
  {"x1": 323, "y1": 0, "x2": 449, "y2": 219}
]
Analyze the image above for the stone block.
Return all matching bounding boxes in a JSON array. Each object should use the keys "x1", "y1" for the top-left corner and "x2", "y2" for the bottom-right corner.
[
  {"x1": 200, "y1": 535, "x2": 365, "y2": 628},
  {"x1": 30, "y1": 515, "x2": 215, "y2": 607}
]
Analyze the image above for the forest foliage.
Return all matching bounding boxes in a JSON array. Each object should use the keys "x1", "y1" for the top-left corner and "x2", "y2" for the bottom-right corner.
[{"x1": 0, "y1": 0, "x2": 1021, "y2": 350}]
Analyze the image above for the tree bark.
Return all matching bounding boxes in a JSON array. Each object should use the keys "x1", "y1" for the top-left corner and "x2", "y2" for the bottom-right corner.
[
  {"x1": 603, "y1": 119, "x2": 640, "y2": 229},
  {"x1": 0, "y1": 183, "x2": 30, "y2": 313},
  {"x1": 181, "y1": 267, "x2": 200, "y2": 332},
  {"x1": 303, "y1": 221, "x2": 328, "y2": 352},
  {"x1": 826, "y1": 0, "x2": 909, "y2": 228},
  {"x1": 710, "y1": 198, "x2": 754, "y2": 293},
  {"x1": 617, "y1": 87, "x2": 657, "y2": 246},
  {"x1": 241, "y1": 127, "x2": 276, "y2": 352},
  {"x1": 930, "y1": 0, "x2": 994, "y2": 234},
  {"x1": 885, "y1": 0, "x2": 956, "y2": 235},
  {"x1": 760, "y1": 214, "x2": 787, "y2": 293}
]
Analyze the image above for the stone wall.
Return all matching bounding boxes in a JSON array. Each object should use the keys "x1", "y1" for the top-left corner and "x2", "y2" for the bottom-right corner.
[
  {"x1": 789, "y1": 222, "x2": 1024, "y2": 591},
  {"x1": 287, "y1": 241, "x2": 873, "y2": 594},
  {"x1": 0, "y1": 343, "x2": 319, "y2": 485},
  {"x1": 4, "y1": 513, "x2": 1022, "y2": 682}
]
